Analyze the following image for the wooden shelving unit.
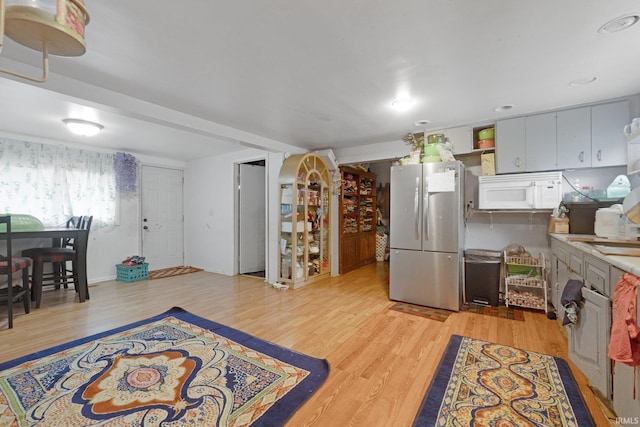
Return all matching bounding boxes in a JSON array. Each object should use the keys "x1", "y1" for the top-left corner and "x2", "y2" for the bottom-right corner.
[
  {"x1": 504, "y1": 252, "x2": 547, "y2": 311},
  {"x1": 278, "y1": 153, "x2": 331, "y2": 288},
  {"x1": 339, "y1": 166, "x2": 376, "y2": 274}
]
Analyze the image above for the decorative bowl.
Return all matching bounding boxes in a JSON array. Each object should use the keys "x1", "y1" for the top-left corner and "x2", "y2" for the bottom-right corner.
[
  {"x1": 423, "y1": 143, "x2": 440, "y2": 156},
  {"x1": 427, "y1": 133, "x2": 445, "y2": 145},
  {"x1": 477, "y1": 139, "x2": 495, "y2": 149},
  {"x1": 421, "y1": 155, "x2": 441, "y2": 163},
  {"x1": 478, "y1": 127, "x2": 495, "y2": 140}
]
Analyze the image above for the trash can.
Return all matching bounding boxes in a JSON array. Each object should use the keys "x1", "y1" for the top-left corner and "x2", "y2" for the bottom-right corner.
[{"x1": 464, "y1": 249, "x2": 502, "y2": 306}]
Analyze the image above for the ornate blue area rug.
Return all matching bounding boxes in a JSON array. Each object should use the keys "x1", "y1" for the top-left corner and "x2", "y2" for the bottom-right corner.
[
  {"x1": 0, "y1": 307, "x2": 329, "y2": 426},
  {"x1": 413, "y1": 335, "x2": 595, "y2": 426}
]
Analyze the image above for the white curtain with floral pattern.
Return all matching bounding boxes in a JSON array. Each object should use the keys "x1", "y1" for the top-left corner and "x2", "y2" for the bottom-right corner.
[{"x1": 0, "y1": 138, "x2": 117, "y2": 229}]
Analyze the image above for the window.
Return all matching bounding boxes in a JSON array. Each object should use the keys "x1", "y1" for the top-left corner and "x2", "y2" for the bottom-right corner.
[{"x1": 0, "y1": 138, "x2": 117, "y2": 228}]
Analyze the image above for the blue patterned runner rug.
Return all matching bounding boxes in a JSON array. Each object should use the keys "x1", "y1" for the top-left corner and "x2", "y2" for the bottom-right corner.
[
  {"x1": 413, "y1": 335, "x2": 594, "y2": 426},
  {"x1": 0, "y1": 307, "x2": 329, "y2": 426}
]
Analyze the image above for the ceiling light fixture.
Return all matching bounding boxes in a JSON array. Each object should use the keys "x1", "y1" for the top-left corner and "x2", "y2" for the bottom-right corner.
[
  {"x1": 391, "y1": 98, "x2": 416, "y2": 112},
  {"x1": 598, "y1": 14, "x2": 640, "y2": 34},
  {"x1": 63, "y1": 119, "x2": 103, "y2": 136},
  {"x1": 414, "y1": 120, "x2": 431, "y2": 127},
  {"x1": 0, "y1": 0, "x2": 90, "y2": 83},
  {"x1": 570, "y1": 76, "x2": 597, "y2": 87},
  {"x1": 493, "y1": 104, "x2": 514, "y2": 112}
]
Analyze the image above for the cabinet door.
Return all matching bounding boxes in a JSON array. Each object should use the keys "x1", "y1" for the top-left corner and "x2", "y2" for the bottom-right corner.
[
  {"x1": 555, "y1": 259, "x2": 569, "y2": 313},
  {"x1": 613, "y1": 356, "x2": 640, "y2": 422},
  {"x1": 557, "y1": 107, "x2": 591, "y2": 169},
  {"x1": 592, "y1": 101, "x2": 629, "y2": 167},
  {"x1": 359, "y1": 232, "x2": 376, "y2": 264},
  {"x1": 610, "y1": 266, "x2": 624, "y2": 299},
  {"x1": 496, "y1": 117, "x2": 526, "y2": 174},
  {"x1": 445, "y1": 125, "x2": 473, "y2": 155},
  {"x1": 340, "y1": 234, "x2": 359, "y2": 274},
  {"x1": 550, "y1": 254, "x2": 558, "y2": 310},
  {"x1": 526, "y1": 112, "x2": 557, "y2": 171},
  {"x1": 568, "y1": 287, "x2": 612, "y2": 399}
]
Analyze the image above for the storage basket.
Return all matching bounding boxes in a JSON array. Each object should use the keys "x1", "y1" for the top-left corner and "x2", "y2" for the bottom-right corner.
[
  {"x1": 0, "y1": 214, "x2": 44, "y2": 232},
  {"x1": 116, "y1": 263, "x2": 148, "y2": 282},
  {"x1": 375, "y1": 232, "x2": 387, "y2": 261}
]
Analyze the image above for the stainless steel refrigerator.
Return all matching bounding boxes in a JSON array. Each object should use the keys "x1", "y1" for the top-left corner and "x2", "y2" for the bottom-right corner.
[{"x1": 389, "y1": 160, "x2": 465, "y2": 311}]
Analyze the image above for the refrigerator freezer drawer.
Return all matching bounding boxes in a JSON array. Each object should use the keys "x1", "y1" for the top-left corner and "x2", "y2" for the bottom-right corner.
[{"x1": 390, "y1": 249, "x2": 461, "y2": 311}]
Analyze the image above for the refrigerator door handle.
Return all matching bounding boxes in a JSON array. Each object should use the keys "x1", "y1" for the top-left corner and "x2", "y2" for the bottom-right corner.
[
  {"x1": 423, "y1": 176, "x2": 429, "y2": 241},
  {"x1": 414, "y1": 177, "x2": 420, "y2": 239}
]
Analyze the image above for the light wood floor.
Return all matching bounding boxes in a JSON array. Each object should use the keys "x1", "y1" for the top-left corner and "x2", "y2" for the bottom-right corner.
[{"x1": 0, "y1": 262, "x2": 610, "y2": 426}]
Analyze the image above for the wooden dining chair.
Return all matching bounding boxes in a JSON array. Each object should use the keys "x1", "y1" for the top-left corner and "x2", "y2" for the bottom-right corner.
[
  {"x1": 22, "y1": 215, "x2": 93, "y2": 308},
  {"x1": 54, "y1": 216, "x2": 93, "y2": 290},
  {"x1": 0, "y1": 215, "x2": 32, "y2": 328}
]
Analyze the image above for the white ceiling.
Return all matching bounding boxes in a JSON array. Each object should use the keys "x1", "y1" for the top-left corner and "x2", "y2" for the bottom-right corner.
[{"x1": 1, "y1": 1, "x2": 639, "y2": 162}]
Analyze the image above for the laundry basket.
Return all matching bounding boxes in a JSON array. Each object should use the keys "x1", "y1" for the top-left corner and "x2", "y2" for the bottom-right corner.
[
  {"x1": 375, "y1": 232, "x2": 387, "y2": 261},
  {"x1": 116, "y1": 263, "x2": 149, "y2": 283},
  {"x1": 0, "y1": 214, "x2": 44, "y2": 232}
]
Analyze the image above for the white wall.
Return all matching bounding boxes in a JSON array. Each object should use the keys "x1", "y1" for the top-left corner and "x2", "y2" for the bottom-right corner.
[
  {"x1": 184, "y1": 149, "x2": 284, "y2": 281},
  {"x1": 0, "y1": 131, "x2": 188, "y2": 284},
  {"x1": 88, "y1": 154, "x2": 187, "y2": 283}
]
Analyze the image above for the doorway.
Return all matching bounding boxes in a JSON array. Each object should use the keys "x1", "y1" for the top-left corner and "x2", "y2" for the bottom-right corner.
[
  {"x1": 237, "y1": 160, "x2": 266, "y2": 278},
  {"x1": 141, "y1": 166, "x2": 184, "y2": 270}
]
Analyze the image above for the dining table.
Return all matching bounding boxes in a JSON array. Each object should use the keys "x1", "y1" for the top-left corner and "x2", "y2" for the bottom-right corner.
[{"x1": 0, "y1": 228, "x2": 90, "y2": 303}]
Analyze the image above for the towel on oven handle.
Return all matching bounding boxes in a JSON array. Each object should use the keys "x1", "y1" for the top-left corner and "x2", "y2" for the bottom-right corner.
[{"x1": 561, "y1": 279, "x2": 585, "y2": 326}]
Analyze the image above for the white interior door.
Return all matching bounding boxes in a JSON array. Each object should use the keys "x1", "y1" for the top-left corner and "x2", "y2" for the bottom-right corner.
[
  {"x1": 142, "y1": 166, "x2": 184, "y2": 270},
  {"x1": 239, "y1": 162, "x2": 265, "y2": 274}
]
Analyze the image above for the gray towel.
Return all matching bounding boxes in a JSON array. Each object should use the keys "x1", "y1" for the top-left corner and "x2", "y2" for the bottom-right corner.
[{"x1": 561, "y1": 279, "x2": 584, "y2": 326}]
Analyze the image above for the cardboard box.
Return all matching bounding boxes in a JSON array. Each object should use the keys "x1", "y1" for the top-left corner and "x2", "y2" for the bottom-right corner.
[
  {"x1": 548, "y1": 217, "x2": 569, "y2": 234},
  {"x1": 481, "y1": 153, "x2": 495, "y2": 176}
]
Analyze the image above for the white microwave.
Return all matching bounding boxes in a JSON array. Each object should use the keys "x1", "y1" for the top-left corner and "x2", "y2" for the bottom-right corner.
[{"x1": 478, "y1": 171, "x2": 563, "y2": 210}]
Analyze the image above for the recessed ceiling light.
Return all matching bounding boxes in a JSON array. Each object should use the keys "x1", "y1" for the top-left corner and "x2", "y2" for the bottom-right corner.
[
  {"x1": 570, "y1": 76, "x2": 597, "y2": 86},
  {"x1": 391, "y1": 98, "x2": 416, "y2": 112},
  {"x1": 414, "y1": 120, "x2": 430, "y2": 126},
  {"x1": 63, "y1": 119, "x2": 104, "y2": 136},
  {"x1": 598, "y1": 14, "x2": 640, "y2": 33},
  {"x1": 493, "y1": 104, "x2": 514, "y2": 112}
]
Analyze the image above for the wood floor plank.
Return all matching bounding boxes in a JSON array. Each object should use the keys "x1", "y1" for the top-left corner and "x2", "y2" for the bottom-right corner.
[{"x1": 0, "y1": 262, "x2": 611, "y2": 426}]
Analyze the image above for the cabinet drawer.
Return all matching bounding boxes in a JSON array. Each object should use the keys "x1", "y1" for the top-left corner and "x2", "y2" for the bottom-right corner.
[
  {"x1": 568, "y1": 247, "x2": 583, "y2": 275},
  {"x1": 584, "y1": 254, "x2": 609, "y2": 296}
]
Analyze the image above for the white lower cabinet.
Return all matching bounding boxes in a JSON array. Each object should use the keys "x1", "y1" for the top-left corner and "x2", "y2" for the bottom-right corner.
[
  {"x1": 610, "y1": 266, "x2": 640, "y2": 422},
  {"x1": 551, "y1": 237, "x2": 640, "y2": 416},
  {"x1": 613, "y1": 363, "x2": 640, "y2": 424},
  {"x1": 567, "y1": 287, "x2": 611, "y2": 399}
]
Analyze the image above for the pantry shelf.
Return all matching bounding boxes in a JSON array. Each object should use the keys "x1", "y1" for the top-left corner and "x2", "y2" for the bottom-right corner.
[{"x1": 504, "y1": 251, "x2": 547, "y2": 311}]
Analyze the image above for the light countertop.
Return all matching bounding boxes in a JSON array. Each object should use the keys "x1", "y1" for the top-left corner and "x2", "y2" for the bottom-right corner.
[{"x1": 549, "y1": 233, "x2": 640, "y2": 276}]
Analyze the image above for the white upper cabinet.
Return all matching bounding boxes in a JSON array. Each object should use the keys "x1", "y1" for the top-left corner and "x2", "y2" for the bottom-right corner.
[
  {"x1": 557, "y1": 107, "x2": 591, "y2": 169},
  {"x1": 495, "y1": 117, "x2": 526, "y2": 174},
  {"x1": 591, "y1": 101, "x2": 629, "y2": 167},
  {"x1": 444, "y1": 125, "x2": 473, "y2": 155},
  {"x1": 525, "y1": 112, "x2": 557, "y2": 171},
  {"x1": 494, "y1": 100, "x2": 629, "y2": 174}
]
